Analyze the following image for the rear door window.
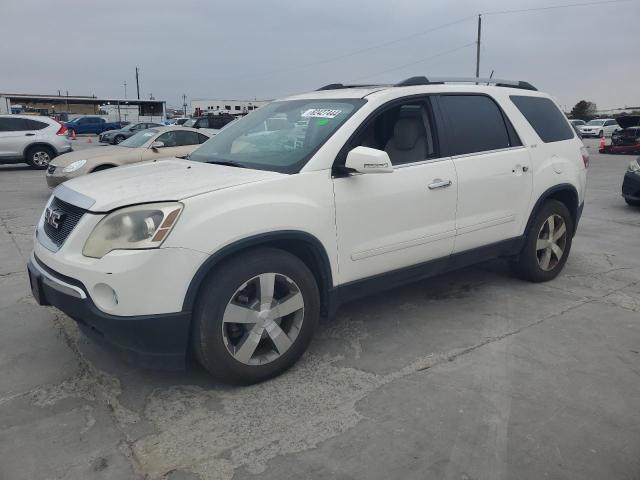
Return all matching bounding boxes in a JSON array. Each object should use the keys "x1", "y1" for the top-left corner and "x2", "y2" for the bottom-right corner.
[
  {"x1": 20, "y1": 118, "x2": 49, "y2": 130},
  {"x1": 0, "y1": 118, "x2": 47, "y2": 131},
  {"x1": 510, "y1": 95, "x2": 574, "y2": 143},
  {"x1": 439, "y1": 95, "x2": 514, "y2": 156}
]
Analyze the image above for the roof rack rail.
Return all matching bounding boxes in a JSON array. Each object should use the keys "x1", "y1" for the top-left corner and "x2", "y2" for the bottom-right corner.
[
  {"x1": 395, "y1": 76, "x2": 537, "y2": 91},
  {"x1": 316, "y1": 83, "x2": 382, "y2": 91}
]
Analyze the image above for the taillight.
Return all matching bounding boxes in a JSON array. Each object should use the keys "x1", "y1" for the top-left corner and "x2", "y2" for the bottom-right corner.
[
  {"x1": 580, "y1": 146, "x2": 589, "y2": 168},
  {"x1": 55, "y1": 120, "x2": 67, "y2": 136}
]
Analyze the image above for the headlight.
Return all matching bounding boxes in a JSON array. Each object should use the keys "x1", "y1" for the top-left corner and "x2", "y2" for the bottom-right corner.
[
  {"x1": 83, "y1": 202, "x2": 183, "y2": 258},
  {"x1": 62, "y1": 160, "x2": 87, "y2": 173},
  {"x1": 628, "y1": 159, "x2": 640, "y2": 174}
]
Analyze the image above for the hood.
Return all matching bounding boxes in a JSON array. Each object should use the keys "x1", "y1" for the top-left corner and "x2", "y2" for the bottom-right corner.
[
  {"x1": 50, "y1": 146, "x2": 138, "y2": 167},
  {"x1": 57, "y1": 158, "x2": 283, "y2": 211},
  {"x1": 616, "y1": 116, "x2": 640, "y2": 130}
]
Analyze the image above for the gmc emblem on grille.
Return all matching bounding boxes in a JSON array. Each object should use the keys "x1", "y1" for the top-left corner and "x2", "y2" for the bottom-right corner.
[{"x1": 44, "y1": 207, "x2": 65, "y2": 229}]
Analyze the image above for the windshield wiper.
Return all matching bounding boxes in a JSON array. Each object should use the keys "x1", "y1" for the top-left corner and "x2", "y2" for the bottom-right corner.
[{"x1": 205, "y1": 160, "x2": 247, "y2": 168}]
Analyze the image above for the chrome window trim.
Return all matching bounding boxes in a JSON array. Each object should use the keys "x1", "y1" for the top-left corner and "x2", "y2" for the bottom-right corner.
[
  {"x1": 449, "y1": 145, "x2": 527, "y2": 161},
  {"x1": 393, "y1": 156, "x2": 451, "y2": 169}
]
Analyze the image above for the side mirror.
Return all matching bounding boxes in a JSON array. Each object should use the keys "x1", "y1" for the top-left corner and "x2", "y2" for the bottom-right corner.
[
  {"x1": 151, "y1": 141, "x2": 164, "y2": 152},
  {"x1": 344, "y1": 146, "x2": 393, "y2": 174}
]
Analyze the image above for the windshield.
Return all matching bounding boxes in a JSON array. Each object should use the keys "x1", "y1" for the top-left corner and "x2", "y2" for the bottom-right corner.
[
  {"x1": 587, "y1": 120, "x2": 606, "y2": 126},
  {"x1": 183, "y1": 118, "x2": 196, "y2": 127},
  {"x1": 119, "y1": 129, "x2": 158, "y2": 148},
  {"x1": 188, "y1": 99, "x2": 365, "y2": 173}
]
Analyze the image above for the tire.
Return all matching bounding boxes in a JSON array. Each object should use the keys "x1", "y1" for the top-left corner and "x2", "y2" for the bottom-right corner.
[
  {"x1": 25, "y1": 145, "x2": 55, "y2": 169},
  {"x1": 67, "y1": 128, "x2": 76, "y2": 138},
  {"x1": 113, "y1": 135, "x2": 125, "y2": 145},
  {"x1": 625, "y1": 198, "x2": 640, "y2": 207},
  {"x1": 599, "y1": 130, "x2": 604, "y2": 138},
  {"x1": 192, "y1": 247, "x2": 320, "y2": 384},
  {"x1": 510, "y1": 200, "x2": 574, "y2": 282}
]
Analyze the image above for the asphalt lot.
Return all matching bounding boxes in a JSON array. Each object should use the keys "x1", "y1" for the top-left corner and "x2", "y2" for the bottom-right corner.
[{"x1": 0, "y1": 137, "x2": 639, "y2": 480}]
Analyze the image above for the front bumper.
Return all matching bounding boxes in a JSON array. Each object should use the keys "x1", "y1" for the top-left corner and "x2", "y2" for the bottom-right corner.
[
  {"x1": 46, "y1": 172, "x2": 69, "y2": 188},
  {"x1": 580, "y1": 130, "x2": 599, "y2": 137},
  {"x1": 27, "y1": 253, "x2": 191, "y2": 369},
  {"x1": 622, "y1": 171, "x2": 640, "y2": 201}
]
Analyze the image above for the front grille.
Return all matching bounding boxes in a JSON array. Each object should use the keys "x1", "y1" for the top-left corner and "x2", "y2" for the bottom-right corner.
[
  {"x1": 47, "y1": 165, "x2": 56, "y2": 174},
  {"x1": 43, "y1": 197, "x2": 86, "y2": 248}
]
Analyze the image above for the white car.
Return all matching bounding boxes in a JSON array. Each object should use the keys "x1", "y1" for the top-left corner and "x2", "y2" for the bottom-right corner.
[
  {"x1": 0, "y1": 115, "x2": 72, "y2": 168},
  {"x1": 28, "y1": 77, "x2": 587, "y2": 383},
  {"x1": 579, "y1": 118, "x2": 619, "y2": 137}
]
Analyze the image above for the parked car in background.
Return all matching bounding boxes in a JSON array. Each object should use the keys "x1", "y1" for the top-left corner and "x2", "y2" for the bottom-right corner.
[
  {"x1": 0, "y1": 115, "x2": 71, "y2": 169},
  {"x1": 607, "y1": 116, "x2": 640, "y2": 154},
  {"x1": 569, "y1": 119, "x2": 586, "y2": 128},
  {"x1": 99, "y1": 122, "x2": 163, "y2": 144},
  {"x1": 29, "y1": 77, "x2": 587, "y2": 384},
  {"x1": 173, "y1": 118, "x2": 189, "y2": 126},
  {"x1": 64, "y1": 116, "x2": 123, "y2": 136},
  {"x1": 579, "y1": 118, "x2": 619, "y2": 137},
  {"x1": 183, "y1": 114, "x2": 235, "y2": 135},
  {"x1": 46, "y1": 126, "x2": 211, "y2": 187},
  {"x1": 622, "y1": 157, "x2": 640, "y2": 206}
]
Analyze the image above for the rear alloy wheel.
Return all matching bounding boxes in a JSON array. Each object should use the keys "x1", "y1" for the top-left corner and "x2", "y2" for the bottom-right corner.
[
  {"x1": 511, "y1": 200, "x2": 573, "y2": 282},
  {"x1": 535, "y1": 214, "x2": 568, "y2": 272},
  {"x1": 192, "y1": 248, "x2": 320, "y2": 384},
  {"x1": 26, "y1": 146, "x2": 54, "y2": 169}
]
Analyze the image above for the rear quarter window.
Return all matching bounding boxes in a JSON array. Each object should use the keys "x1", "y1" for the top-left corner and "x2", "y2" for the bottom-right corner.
[{"x1": 510, "y1": 96, "x2": 574, "y2": 143}]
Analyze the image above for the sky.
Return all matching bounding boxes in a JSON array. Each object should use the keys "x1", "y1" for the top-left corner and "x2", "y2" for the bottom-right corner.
[{"x1": 1, "y1": 0, "x2": 639, "y2": 111}]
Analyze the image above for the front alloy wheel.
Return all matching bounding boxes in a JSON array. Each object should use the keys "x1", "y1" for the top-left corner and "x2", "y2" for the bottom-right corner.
[
  {"x1": 222, "y1": 273, "x2": 305, "y2": 365},
  {"x1": 192, "y1": 247, "x2": 320, "y2": 384}
]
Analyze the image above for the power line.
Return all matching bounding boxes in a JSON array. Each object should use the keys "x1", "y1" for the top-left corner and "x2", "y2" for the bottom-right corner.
[
  {"x1": 245, "y1": 15, "x2": 476, "y2": 80},
  {"x1": 351, "y1": 42, "x2": 476, "y2": 82},
  {"x1": 481, "y1": 0, "x2": 636, "y2": 16}
]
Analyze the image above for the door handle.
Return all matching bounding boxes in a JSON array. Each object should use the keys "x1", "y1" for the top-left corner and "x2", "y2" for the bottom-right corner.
[
  {"x1": 428, "y1": 179, "x2": 452, "y2": 190},
  {"x1": 25, "y1": 133, "x2": 35, "y2": 136}
]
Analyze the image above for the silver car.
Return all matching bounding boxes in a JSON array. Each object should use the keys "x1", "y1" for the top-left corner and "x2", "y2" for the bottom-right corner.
[{"x1": 0, "y1": 115, "x2": 72, "y2": 169}]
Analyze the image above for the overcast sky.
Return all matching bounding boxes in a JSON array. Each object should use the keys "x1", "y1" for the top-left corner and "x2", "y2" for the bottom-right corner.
[{"x1": 1, "y1": 0, "x2": 639, "y2": 111}]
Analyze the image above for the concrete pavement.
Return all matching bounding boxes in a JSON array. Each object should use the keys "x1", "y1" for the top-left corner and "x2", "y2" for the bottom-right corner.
[{"x1": 0, "y1": 138, "x2": 638, "y2": 480}]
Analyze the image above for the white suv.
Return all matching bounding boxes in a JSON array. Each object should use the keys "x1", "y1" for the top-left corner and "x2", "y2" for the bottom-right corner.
[
  {"x1": 578, "y1": 118, "x2": 619, "y2": 138},
  {"x1": 0, "y1": 115, "x2": 72, "y2": 168},
  {"x1": 27, "y1": 77, "x2": 588, "y2": 383}
]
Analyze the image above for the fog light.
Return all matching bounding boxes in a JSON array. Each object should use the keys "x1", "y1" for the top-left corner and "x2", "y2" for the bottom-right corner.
[{"x1": 93, "y1": 283, "x2": 118, "y2": 310}]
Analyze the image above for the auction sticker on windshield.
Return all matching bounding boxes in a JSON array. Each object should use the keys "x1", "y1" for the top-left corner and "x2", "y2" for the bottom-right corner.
[{"x1": 301, "y1": 108, "x2": 342, "y2": 119}]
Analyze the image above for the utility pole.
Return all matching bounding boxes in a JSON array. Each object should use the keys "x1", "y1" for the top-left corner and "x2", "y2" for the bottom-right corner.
[
  {"x1": 182, "y1": 93, "x2": 187, "y2": 116},
  {"x1": 475, "y1": 14, "x2": 482, "y2": 79},
  {"x1": 135, "y1": 67, "x2": 140, "y2": 100},
  {"x1": 123, "y1": 81, "x2": 127, "y2": 99}
]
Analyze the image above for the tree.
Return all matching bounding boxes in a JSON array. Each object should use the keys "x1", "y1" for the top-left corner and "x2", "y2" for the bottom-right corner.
[{"x1": 569, "y1": 100, "x2": 597, "y2": 120}]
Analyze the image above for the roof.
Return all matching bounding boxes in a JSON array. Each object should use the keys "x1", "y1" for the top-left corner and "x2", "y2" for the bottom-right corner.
[
  {"x1": 280, "y1": 76, "x2": 542, "y2": 102},
  {"x1": 0, "y1": 93, "x2": 164, "y2": 105}
]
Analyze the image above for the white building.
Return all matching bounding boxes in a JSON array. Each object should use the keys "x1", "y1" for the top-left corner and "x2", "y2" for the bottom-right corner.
[{"x1": 190, "y1": 99, "x2": 270, "y2": 116}]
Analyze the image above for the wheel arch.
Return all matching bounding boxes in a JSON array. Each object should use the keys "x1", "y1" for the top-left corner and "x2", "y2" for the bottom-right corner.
[
  {"x1": 23, "y1": 142, "x2": 57, "y2": 158},
  {"x1": 182, "y1": 230, "x2": 335, "y2": 317},
  {"x1": 91, "y1": 163, "x2": 117, "y2": 172},
  {"x1": 525, "y1": 184, "x2": 580, "y2": 236}
]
